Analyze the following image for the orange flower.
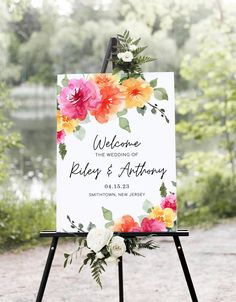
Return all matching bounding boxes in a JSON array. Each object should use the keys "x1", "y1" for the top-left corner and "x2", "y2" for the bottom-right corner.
[
  {"x1": 57, "y1": 110, "x2": 78, "y2": 133},
  {"x1": 122, "y1": 78, "x2": 153, "y2": 108},
  {"x1": 149, "y1": 206, "x2": 176, "y2": 228},
  {"x1": 92, "y1": 73, "x2": 119, "y2": 87},
  {"x1": 113, "y1": 215, "x2": 139, "y2": 232},
  {"x1": 90, "y1": 74, "x2": 124, "y2": 123}
]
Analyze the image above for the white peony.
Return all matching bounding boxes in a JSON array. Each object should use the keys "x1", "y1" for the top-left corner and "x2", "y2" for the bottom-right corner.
[
  {"x1": 121, "y1": 51, "x2": 133, "y2": 62},
  {"x1": 87, "y1": 228, "x2": 113, "y2": 253},
  {"x1": 129, "y1": 44, "x2": 137, "y2": 51},
  {"x1": 108, "y1": 236, "x2": 126, "y2": 258}
]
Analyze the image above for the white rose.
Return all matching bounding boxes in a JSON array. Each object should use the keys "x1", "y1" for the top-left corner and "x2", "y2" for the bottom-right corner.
[
  {"x1": 117, "y1": 52, "x2": 123, "y2": 59},
  {"x1": 108, "y1": 236, "x2": 126, "y2": 258},
  {"x1": 87, "y1": 228, "x2": 113, "y2": 253},
  {"x1": 121, "y1": 51, "x2": 133, "y2": 62},
  {"x1": 129, "y1": 44, "x2": 137, "y2": 51}
]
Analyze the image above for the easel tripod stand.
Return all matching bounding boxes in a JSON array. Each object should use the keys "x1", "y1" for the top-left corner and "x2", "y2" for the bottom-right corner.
[{"x1": 36, "y1": 37, "x2": 199, "y2": 302}]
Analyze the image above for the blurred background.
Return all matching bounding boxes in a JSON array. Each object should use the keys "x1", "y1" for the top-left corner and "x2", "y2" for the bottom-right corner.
[{"x1": 0, "y1": 0, "x2": 236, "y2": 250}]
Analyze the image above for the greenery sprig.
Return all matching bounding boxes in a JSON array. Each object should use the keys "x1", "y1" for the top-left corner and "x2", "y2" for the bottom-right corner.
[
  {"x1": 64, "y1": 216, "x2": 159, "y2": 288},
  {"x1": 112, "y1": 30, "x2": 156, "y2": 77}
]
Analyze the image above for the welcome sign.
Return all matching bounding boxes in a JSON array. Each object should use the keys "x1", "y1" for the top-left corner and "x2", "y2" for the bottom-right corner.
[{"x1": 56, "y1": 72, "x2": 177, "y2": 232}]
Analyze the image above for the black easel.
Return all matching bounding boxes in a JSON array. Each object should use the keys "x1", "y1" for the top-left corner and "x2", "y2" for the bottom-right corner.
[{"x1": 36, "y1": 38, "x2": 198, "y2": 302}]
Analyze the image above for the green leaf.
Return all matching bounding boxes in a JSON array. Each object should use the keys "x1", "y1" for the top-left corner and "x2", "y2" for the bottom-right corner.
[
  {"x1": 56, "y1": 85, "x2": 62, "y2": 95},
  {"x1": 87, "y1": 222, "x2": 96, "y2": 231},
  {"x1": 74, "y1": 126, "x2": 86, "y2": 140},
  {"x1": 142, "y1": 199, "x2": 154, "y2": 213},
  {"x1": 171, "y1": 181, "x2": 177, "y2": 187},
  {"x1": 102, "y1": 207, "x2": 113, "y2": 221},
  {"x1": 59, "y1": 143, "x2": 67, "y2": 160},
  {"x1": 150, "y1": 78, "x2": 158, "y2": 88},
  {"x1": 154, "y1": 88, "x2": 168, "y2": 100},
  {"x1": 137, "y1": 105, "x2": 147, "y2": 116},
  {"x1": 117, "y1": 109, "x2": 127, "y2": 117},
  {"x1": 112, "y1": 67, "x2": 121, "y2": 75},
  {"x1": 105, "y1": 221, "x2": 114, "y2": 228},
  {"x1": 119, "y1": 117, "x2": 131, "y2": 132},
  {"x1": 160, "y1": 182, "x2": 167, "y2": 197},
  {"x1": 151, "y1": 107, "x2": 157, "y2": 114},
  {"x1": 62, "y1": 74, "x2": 68, "y2": 87},
  {"x1": 64, "y1": 258, "x2": 68, "y2": 268},
  {"x1": 64, "y1": 253, "x2": 70, "y2": 258}
]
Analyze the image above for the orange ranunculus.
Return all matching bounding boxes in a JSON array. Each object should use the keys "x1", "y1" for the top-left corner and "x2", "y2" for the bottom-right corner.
[
  {"x1": 113, "y1": 215, "x2": 139, "y2": 232},
  {"x1": 122, "y1": 78, "x2": 153, "y2": 108},
  {"x1": 90, "y1": 75, "x2": 124, "y2": 123},
  {"x1": 149, "y1": 206, "x2": 176, "y2": 229},
  {"x1": 57, "y1": 110, "x2": 78, "y2": 133},
  {"x1": 92, "y1": 73, "x2": 119, "y2": 87}
]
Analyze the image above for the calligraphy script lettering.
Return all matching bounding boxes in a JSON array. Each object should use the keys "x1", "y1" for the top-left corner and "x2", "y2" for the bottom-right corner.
[
  {"x1": 93, "y1": 134, "x2": 141, "y2": 150},
  {"x1": 118, "y1": 161, "x2": 167, "y2": 179},
  {"x1": 69, "y1": 162, "x2": 101, "y2": 180}
]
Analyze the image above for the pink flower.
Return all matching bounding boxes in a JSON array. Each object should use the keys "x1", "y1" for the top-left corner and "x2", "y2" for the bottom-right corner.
[
  {"x1": 161, "y1": 194, "x2": 177, "y2": 212},
  {"x1": 58, "y1": 78, "x2": 101, "y2": 120},
  {"x1": 140, "y1": 218, "x2": 166, "y2": 232},
  {"x1": 57, "y1": 129, "x2": 66, "y2": 144}
]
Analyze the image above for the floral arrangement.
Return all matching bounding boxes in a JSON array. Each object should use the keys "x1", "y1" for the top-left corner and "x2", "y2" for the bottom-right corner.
[
  {"x1": 62, "y1": 31, "x2": 175, "y2": 288},
  {"x1": 64, "y1": 182, "x2": 176, "y2": 287},
  {"x1": 57, "y1": 30, "x2": 169, "y2": 160},
  {"x1": 64, "y1": 219, "x2": 159, "y2": 288},
  {"x1": 103, "y1": 182, "x2": 177, "y2": 232}
]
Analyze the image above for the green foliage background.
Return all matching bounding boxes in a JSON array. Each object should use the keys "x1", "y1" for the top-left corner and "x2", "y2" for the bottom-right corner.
[{"x1": 0, "y1": 0, "x2": 236, "y2": 249}]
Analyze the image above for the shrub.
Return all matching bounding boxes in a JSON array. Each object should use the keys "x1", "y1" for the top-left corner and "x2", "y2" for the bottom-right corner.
[
  {"x1": 0, "y1": 193, "x2": 55, "y2": 250},
  {"x1": 178, "y1": 172, "x2": 236, "y2": 228}
]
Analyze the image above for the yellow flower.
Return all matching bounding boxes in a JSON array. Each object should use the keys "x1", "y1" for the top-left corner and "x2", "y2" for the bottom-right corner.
[
  {"x1": 122, "y1": 78, "x2": 153, "y2": 108},
  {"x1": 57, "y1": 110, "x2": 78, "y2": 133},
  {"x1": 149, "y1": 205, "x2": 176, "y2": 228}
]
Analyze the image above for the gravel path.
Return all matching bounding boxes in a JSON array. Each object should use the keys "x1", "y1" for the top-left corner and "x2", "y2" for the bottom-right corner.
[{"x1": 0, "y1": 220, "x2": 236, "y2": 302}]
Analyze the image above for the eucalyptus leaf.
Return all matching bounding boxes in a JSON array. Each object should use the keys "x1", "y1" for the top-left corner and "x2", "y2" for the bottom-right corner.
[
  {"x1": 119, "y1": 117, "x2": 131, "y2": 132},
  {"x1": 102, "y1": 207, "x2": 113, "y2": 221},
  {"x1": 105, "y1": 221, "x2": 114, "y2": 228},
  {"x1": 142, "y1": 199, "x2": 154, "y2": 213},
  {"x1": 117, "y1": 109, "x2": 127, "y2": 117},
  {"x1": 74, "y1": 126, "x2": 86, "y2": 140},
  {"x1": 150, "y1": 78, "x2": 158, "y2": 88},
  {"x1": 62, "y1": 74, "x2": 68, "y2": 87},
  {"x1": 154, "y1": 88, "x2": 168, "y2": 100},
  {"x1": 56, "y1": 85, "x2": 62, "y2": 95}
]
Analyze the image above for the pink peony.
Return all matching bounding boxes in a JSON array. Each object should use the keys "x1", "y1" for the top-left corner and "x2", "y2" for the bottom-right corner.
[
  {"x1": 161, "y1": 194, "x2": 177, "y2": 212},
  {"x1": 57, "y1": 129, "x2": 66, "y2": 144},
  {"x1": 141, "y1": 218, "x2": 166, "y2": 232},
  {"x1": 58, "y1": 78, "x2": 101, "y2": 121}
]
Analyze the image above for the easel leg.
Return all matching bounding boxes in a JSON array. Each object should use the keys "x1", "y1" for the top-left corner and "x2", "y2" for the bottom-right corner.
[
  {"x1": 36, "y1": 237, "x2": 58, "y2": 302},
  {"x1": 118, "y1": 256, "x2": 124, "y2": 302},
  {"x1": 173, "y1": 236, "x2": 198, "y2": 302}
]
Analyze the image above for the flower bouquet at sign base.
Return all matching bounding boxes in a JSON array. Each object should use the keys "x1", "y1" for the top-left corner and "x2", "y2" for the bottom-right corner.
[{"x1": 64, "y1": 221, "x2": 159, "y2": 289}]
